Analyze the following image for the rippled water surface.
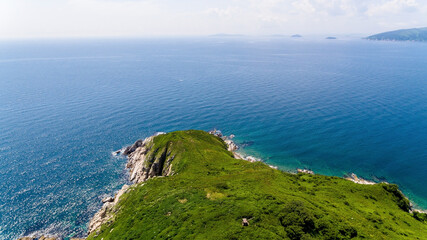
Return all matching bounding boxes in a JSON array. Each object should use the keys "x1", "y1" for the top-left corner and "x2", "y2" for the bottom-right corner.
[{"x1": 0, "y1": 38, "x2": 426, "y2": 239}]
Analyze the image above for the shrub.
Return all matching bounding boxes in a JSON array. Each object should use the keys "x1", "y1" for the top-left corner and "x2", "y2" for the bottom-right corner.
[
  {"x1": 382, "y1": 184, "x2": 411, "y2": 212},
  {"x1": 280, "y1": 201, "x2": 316, "y2": 239},
  {"x1": 413, "y1": 211, "x2": 427, "y2": 223}
]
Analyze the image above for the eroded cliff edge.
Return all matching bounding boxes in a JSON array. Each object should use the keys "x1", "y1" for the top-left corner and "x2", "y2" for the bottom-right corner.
[
  {"x1": 88, "y1": 133, "x2": 175, "y2": 234},
  {"x1": 87, "y1": 130, "x2": 427, "y2": 240}
]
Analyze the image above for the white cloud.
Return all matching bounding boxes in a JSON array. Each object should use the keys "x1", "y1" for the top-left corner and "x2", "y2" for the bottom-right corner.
[
  {"x1": 205, "y1": 7, "x2": 237, "y2": 18},
  {"x1": 292, "y1": 0, "x2": 316, "y2": 14},
  {"x1": 366, "y1": 0, "x2": 419, "y2": 16},
  {"x1": 1, "y1": 0, "x2": 427, "y2": 38}
]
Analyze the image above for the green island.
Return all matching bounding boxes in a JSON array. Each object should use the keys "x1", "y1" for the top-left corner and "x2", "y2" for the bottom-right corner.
[
  {"x1": 366, "y1": 27, "x2": 427, "y2": 41},
  {"x1": 87, "y1": 130, "x2": 426, "y2": 240}
]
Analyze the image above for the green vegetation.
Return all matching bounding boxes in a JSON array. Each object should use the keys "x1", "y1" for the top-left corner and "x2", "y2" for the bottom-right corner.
[
  {"x1": 366, "y1": 27, "x2": 427, "y2": 41},
  {"x1": 88, "y1": 130, "x2": 426, "y2": 240}
]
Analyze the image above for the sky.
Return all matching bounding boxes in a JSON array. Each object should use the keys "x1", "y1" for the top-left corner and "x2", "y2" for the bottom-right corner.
[{"x1": 1, "y1": 0, "x2": 427, "y2": 39}]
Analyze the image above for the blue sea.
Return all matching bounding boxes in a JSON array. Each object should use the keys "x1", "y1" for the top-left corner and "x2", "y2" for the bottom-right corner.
[{"x1": 0, "y1": 37, "x2": 426, "y2": 239}]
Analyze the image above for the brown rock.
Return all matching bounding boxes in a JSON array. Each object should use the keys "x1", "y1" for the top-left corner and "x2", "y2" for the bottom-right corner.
[
  {"x1": 224, "y1": 140, "x2": 238, "y2": 152},
  {"x1": 102, "y1": 197, "x2": 114, "y2": 203},
  {"x1": 87, "y1": 184, "x2": 130, "y2": 234},
  {"x1": 39, "y1": 237, "x2": 57, "y2": 240},
  {"x1": 88, "y1": 133, "x2": 177, "y2": 235}
]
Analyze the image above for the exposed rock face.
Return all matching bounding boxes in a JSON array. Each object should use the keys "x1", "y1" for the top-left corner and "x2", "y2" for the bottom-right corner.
[
  {"x1": 245, "y1": 156, "x2": 260, "y2": 163},
  {"x1": 207, "y1": 131, "x2": 264, "y2": 164},
  {"x1": 208, "y1": 129, "x2": 223, "y2": 137},
  {"x1": 207, "y1": 130, "x2": 239, "y2": 153},
  {"x1": 346, "y1": 173, "x2": 376, "y2": 185},
  {"x1": 89, "y1": 131, "x2": 265, "y2": 236},
  {"x1": 224, "y1": 140, "x2": 238, "y2": 152},
  {"x1": 88, "y1": 184, "x2": 130, "y2": 235},
  {"x1": 102, "y1": 197, "x2": 114, "y2": 203},
  {"x1": 39, "y1": 237, "x2": 57, "y2": 240},
  {"x1": 123, "y1": 139, "x2": 144, "y2": 155},
  {"x1": 18, "y1": 236, "x2": 60, "y2": 240},
  {"x1": 297, "y1": 169, "x2": 314, "y2": 175},
  {"x1": 125, "y1": 136, "x2": 175, "y2": 184},
  {"x1": 88, "y1": 132, "x2": 174, "y2": 235}
]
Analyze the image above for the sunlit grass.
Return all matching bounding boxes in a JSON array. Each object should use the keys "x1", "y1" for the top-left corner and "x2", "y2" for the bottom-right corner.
[{"x1": 88, "y1": 130, "x2": 426, "y2": 240}]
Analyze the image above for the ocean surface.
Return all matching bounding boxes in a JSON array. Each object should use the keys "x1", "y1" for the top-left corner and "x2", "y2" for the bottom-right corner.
[{"x1": 0, "y1": 37, "x2": 426, "y2": 239}]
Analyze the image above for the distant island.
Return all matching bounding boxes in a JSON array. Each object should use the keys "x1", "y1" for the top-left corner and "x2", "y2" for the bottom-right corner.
[
  {"x1": 325, "y1": 37, "x2": 337, "y2": 40},
  {"x1": 366, "y1": 27, "x2": 427, "y2": 41},
  {"x1": 291, "y1": 34, "x2": 302, "y2": 38}
]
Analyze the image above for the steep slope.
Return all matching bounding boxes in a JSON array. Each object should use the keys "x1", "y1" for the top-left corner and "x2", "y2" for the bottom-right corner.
[{"x1": 88, "y1": 130, "x2": 426, "y2": 240}]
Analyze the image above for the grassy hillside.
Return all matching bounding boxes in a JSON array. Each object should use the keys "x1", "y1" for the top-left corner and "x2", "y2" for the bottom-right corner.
[
  {"x1": 366, "y1": 27, "x2": 427, "y2": 41},
  {"x1": 88, "y1": 130, "x2": 426, "y2": 240}
]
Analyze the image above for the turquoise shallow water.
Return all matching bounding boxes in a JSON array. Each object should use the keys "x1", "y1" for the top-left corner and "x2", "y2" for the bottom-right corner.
[{"x1": 0, "y1": 38, "x2": 426, "y2": 239}]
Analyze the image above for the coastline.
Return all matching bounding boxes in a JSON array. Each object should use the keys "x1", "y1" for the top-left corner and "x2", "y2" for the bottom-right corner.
[
  {"x1": 88, "y1": 130, "x2": 277, "y2": 236},
  {"x1": 17, "y1": 129, "x2": 426, "y2": 239},
  {"x1": 207, "y1": 130, "x2": 426, "y2": 215},
  {"x1": 89, "y1": 129, "x2": 426, "y2": 236}
]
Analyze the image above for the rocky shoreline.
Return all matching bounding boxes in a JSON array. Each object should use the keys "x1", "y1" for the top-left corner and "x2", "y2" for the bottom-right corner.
[
  {"x1": 18, "y1": 129, "x2": 425, "y2": 239},
  {"x1": 87, "y1": 132, "x2": 171, "y2": 236},
  {"x1": 345, "y1": 173, "x2": 376, "y2": 185},
  {"x1": 87, "y1": 130, "x2": 276, "y2": 236},
  {"x1": 88, "y1": 129, "x2": 425, "y2": 237},
  {"x1": 18, "y1": 237, "x2": 84, "y2": 240}
]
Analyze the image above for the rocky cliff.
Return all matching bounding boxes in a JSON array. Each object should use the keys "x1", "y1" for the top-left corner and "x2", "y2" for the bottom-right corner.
[
  {"x1": 124, "y1": 133, "x2": 175, "y2": 183},
  {"x1": 85, "y1": 130, "x2": 426, "y2": 240},
  {"x1": 18, "y1": 130, "x2": 427, "y2": 240},
  {"x1": 88, "y1": 132, "x2": 177, "y2": 235}
]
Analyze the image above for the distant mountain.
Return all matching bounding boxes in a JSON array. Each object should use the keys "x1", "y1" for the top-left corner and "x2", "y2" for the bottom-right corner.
[
  {"x1": 291, "y1": 34, "x2": 302, "y2": 38},
  {"x1": 366, "y1": 27, "x2": 427, "y2": 41},
  {"x1": 326, "y1": 37, "x2": 337, "y2": 39}
]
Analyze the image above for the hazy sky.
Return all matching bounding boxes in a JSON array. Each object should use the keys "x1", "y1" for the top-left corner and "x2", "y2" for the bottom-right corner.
[{"x1": 1, "y1": 0, "x2": 427, "y2": 39}]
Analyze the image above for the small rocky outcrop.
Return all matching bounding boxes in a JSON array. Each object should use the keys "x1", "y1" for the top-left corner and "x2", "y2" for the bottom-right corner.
[
  {"x1": 123, "y1": 139, "x2": 144, "y2": 155},
  {"x1": 297, "y1": 169, "x2": 314, "y2": 175},
  {"x1": 88, "y1": 184, "x2": 130, "y2": 235},
  {"x1": 224, "y1": 139, "x2": 238, "y2": 152},
  {"x1": 39, "y1": 237, "x2": 57, "y2": 240},
  {"x1": 208, "y1": 129, "x2": 223, "y2": 137},
  {"x1": 345, "y1": 173, "x2": 376, "y2": 185},
  {"x1": 88, "y1": 132, "x2": 175, "y2": 235},
  {"x1": 102, "y1": 197, "x2": 114, "y2": 203},
  {"x1": 207, "y1": 130, "x2": 264, "y2": 164},
  {"x1": 89, "y1": 131, "x2": 264, "y2": 236},
  {"x1": 125, "y1": 135, "x2": 175, "y2": 184}
]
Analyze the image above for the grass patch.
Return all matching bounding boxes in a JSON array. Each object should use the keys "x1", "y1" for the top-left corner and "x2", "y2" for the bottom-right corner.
[{"x1": 88, "y1": 130, "x2": 426, "y2": 240}]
